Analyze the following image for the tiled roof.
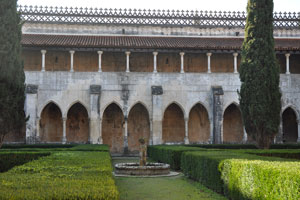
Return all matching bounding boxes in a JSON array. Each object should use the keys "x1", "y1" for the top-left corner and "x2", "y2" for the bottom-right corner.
[{"x1": 21, "y1": 34, "x2": 300, "y2": 51}]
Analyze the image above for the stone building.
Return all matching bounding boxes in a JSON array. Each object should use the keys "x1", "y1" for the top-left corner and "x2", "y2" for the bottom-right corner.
[{"x1": 4, "y1": 6, "x2": 300, "y2": 154}]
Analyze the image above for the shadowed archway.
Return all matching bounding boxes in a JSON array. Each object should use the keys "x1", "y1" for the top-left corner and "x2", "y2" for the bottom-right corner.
[
  {"x1": 162, "y1": 103, "x2": 185, "y2": 143},
  {"x1": 66, "y1": 103, "x2": 89, "y2": 143},
  {"x1": 188, "y1": 103, "x2": 210, "y2": 143},
  {"x1": 282, "y1": 107, "x2": 298, "y2": 143},
  {"x1": 102, "y1": 103, "x2": 124, "y2": 153},
  {"x1": 223, "y1": 104, "x2": 243, "y2": 143},
  {"x1": 128, "y1": 103, "x2": 150, "y2": 153},
  {"x1": 40, "y1": 102, "x2": 63, "y2": 142}
]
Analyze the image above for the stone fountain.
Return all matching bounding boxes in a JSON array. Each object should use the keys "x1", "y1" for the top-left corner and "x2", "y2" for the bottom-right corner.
[{"x1": 115, "y1": 138, "x2": 170, "y2": 176}]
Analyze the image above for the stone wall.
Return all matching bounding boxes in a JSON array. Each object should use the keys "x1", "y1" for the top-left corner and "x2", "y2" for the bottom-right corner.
[
  {"x1": 188, "y1": 103, "x2": 210, "y2": 143},
  {"x1": 22, "y1": 23, "x2": 300, "y2": 38},
  {"x1": 22, "y1": 50, "x2": 41, "y2": 71},
  {"x1": 128, "y1": 103, "x2": 150, "y2": 153},
  {"x1": 16, "y1": 70, "x2": 300, "y2": 153},
  {"x1": 40, "y1": 103, "x2": 63, "y2": 142},
  {"x1": 162, "y1": 103, "x2": 185, "y2": 143},
  {"x1": 66, "y1": 103, "x2": 89, "y2": 143},
  {"x1": 223, "y1": 104, "x2": 244, "y2": 143},
  {"x1": 74, "y1": 52, "x2": 98, "y2": 72},
  {"x1": 23, "y1": 50, "x2": 300, "y2": 75}
]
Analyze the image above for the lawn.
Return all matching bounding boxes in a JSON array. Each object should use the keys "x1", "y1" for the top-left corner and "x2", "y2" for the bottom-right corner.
[{"x1": 113, "y1": 157, "x2": 227, "y2": 200}]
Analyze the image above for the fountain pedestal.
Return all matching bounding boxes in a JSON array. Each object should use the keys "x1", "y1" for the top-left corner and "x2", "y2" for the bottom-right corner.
[{"x1": 114, "y1": 138, "x2": 171, "y2": 176}]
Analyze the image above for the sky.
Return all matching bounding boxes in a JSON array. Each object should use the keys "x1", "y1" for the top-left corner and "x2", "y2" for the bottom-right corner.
[{"x1": 18, "y1": 0, "x2": 300, "y2": 13}]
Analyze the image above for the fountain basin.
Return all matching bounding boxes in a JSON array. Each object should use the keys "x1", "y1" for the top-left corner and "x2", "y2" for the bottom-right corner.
[{"x1": 115, "y1": 163, "x2": 170, "y2": 176}]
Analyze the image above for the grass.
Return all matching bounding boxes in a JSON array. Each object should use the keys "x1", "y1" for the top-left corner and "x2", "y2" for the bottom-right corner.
[{"x1": 112, "y1": 157, "x2": 227, "y2": 200}]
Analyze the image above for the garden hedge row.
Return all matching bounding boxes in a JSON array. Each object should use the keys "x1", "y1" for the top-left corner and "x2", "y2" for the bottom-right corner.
[
  {"x1": 147, "y1": 145, "x2": 204, "y2": 170},
  {"x1": 181, "y1": 150, "x2": 298, "y2": 200},
  {"x1": 187, "y1": 143, "x2": 300, "y2": 149},
  {"x1": 1, "y1": 144, "x2": 110, "y2": 152},
  {"x1": 0, "y1": 152, "x2": 50, "y2": 172},
  {"x1": 0, "y1": 146, "x2": 118, "y2": 200}
]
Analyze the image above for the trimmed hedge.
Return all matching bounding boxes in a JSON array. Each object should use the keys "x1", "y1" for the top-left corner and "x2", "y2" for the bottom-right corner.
[
  {"x1": 221, "y1": 159, "x2": 300, "y2": 200},
  {"x1": 0, "y1": 146, "x2": 118, "y2": 200},
  {"x1": 0, "y1": 152, "x2": 50, "y2": 172},
  {"x1": 187, "y1": 144, "x2": 257, "y2": 149},
  {"x1": 181, "y1": 151, "x2": 249, "y2": 193},
  {"x1": 235, "y1": 149, "x2": 300, "y2": 160},
  {"x1": 181, "y1": 150, "x2": 298, "y2": 200},
  {"x1": 147, "y1": 145, "x2": 204, "y2": 170},
  {"x1": 0, "y1": 144, "x2": 110, "y2": 152},
  {"x1": 1, "y1": 144, "x2": 75, "y2": 149}
]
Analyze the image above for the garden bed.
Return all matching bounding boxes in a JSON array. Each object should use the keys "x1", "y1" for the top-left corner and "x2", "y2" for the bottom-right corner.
[{"x1": 0, "y1": 145, "x2": 118, "y2": 200}]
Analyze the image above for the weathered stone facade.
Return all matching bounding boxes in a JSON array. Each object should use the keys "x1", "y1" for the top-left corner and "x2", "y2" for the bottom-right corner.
[{"x1": 4, "y1": 6, "x2": 300, "y2": 154}]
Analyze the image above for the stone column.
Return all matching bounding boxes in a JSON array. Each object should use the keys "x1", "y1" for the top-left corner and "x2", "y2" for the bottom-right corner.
[
  {"x1": 211, "y1": 86, "x2": 224, "y2": 144},
  {"x1": 124, "y1": 117, "x2": 128, "y2": 154},
  {"x1": 243, "y1": 127, "x2": 248, "y2": 143},
  {"x1": 25, "y1": 84, "x2": 39, "y2": 144},
  {"x1": 207, "y1": 53, "x2": 212, "y2": 73},
  {"x1": 62, "y1": 117, "x2": 67, "y2": 144},
  {"x1": 97, "y1": 51, "x2": 103, "y2": 72},
  {"x1": 233, "y1": 53, "x2": 238, "y2": 74},
  {"x1": 151, "y1": 86, "x2": 163, "y2": 144},
  {"x1": 184, "y1": 118, "x2": 189, "y2": 144},
  {"x1": 36, "y1": 117, "x2": 40, "y2": 141},
  {"x1": 90, "y1": 85, "x2": 101, "y2": 144},
  {"x1": 275, "y1": 116, "x2": 283, "y2": 143},
  {"x1": 297, "y1": 119, "x2": 300, "y2": 143},
  {"x1": 180, "y1": 52, "x2": 185, "y2": 73},
  {"x1": 121, "y1": 84, "x2": 129, "y2": 154},
  {"x1": 285, "y1": 53, "x2": 290, "y2": 75},
  {"x1": 125, "y1": 51, "x2": 130, "y2": 72},
  {"x1": 41, "y1": 50, "x2": 46, "y2": 72},
  {"x1": 149, "y1": 119, "x2": 153, "y2": 145},
  {"x1": 153, "y1": 52, "x2": 158, "y2": 73},
  {"x1": 69, "y1": 50, "x2": 75, "y2": 72}
]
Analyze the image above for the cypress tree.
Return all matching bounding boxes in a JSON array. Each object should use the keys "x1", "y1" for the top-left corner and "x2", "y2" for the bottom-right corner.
[
  {"x1": 239, "y1": 0, "x2": 281, "y2": 149},
  {"x1": 0, "y1": 0, "x2": 26, "y2": 148}
]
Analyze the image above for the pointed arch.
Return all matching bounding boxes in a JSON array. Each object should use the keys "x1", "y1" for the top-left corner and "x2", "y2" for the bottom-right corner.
[
  {"x1": 223, "y1": 101, "x2": 240, "y2": 116},
  {"x1": 40, "y1": 102, "x2": 63, "y2": 142},
  {"x1": 188, "y1": 103, "x2": 210, "y2": 143},
  {"x1": 128, "y1": 103, "x2": 150, "y2": 153},
  {"x1": 282, "y1": 107, "x2": 298, "y2": 143},
  {"x1": 188, "y1": 101, "x2": 210, "y2": 120},
  {"x1": 223, "y1": 103, "x2": 243, "y2": 143},
  {"x1": 39, "y1": 100, "x2": 62, "y2": 118},
  {"x1": 102, "y1": 103, "x2": 124, "y2": 153},
  {"x1": 101, "y1": 101, "x2": 124, "y2": 119},
  {"x1": 163, "y1": 101, "x2": 186, "y2": 120},
  {"x1": 65, "y1": 100, "x2": 89, "y2": 119},
  {"x1": 66, "y1": 102, "x2": 89, "y2": 143},
  {"x1": 282, "y1": 105, "x2": 300, "y2": 121},
  {"x1": 162, "y1": 103, "x2": 185, "y2": 143},
  {"x1": 129, "y1": 101, "x2": 151, "y2": 118}
]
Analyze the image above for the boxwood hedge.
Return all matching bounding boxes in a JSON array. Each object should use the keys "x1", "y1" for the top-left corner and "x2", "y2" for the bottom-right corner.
[
  {"x1": 0, "y1": 152, "x2": 50, "y2": 172},
  {"x1": 221, "y1": 159, "x2": 300, "y2": 200},
  {"x1": 147, "y1": 145, "x2": 204, "y2": 170},
  {"x1": 0, "y1": 145, "x2": 118, "y2": 200},
  {"x1": 181, "y1": 150, "x2": 299, "y2": 200}
]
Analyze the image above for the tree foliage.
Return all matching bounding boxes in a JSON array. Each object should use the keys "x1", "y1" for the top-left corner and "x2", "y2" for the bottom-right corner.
[
  {"x1": 0, "y1": 0, "x2": 26, "y2": 148},
  {"x1": 239, "y1": 0, "x2": 281, "y2": 149}
]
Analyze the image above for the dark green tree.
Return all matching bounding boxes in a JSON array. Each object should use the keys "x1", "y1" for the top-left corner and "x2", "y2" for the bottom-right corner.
[
  {"x1": 0, "y1": 0, "x2": 26, "y2": 148},
  {"x1": 239, "y1": 0, "x2": 281, "y2": 149}
]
